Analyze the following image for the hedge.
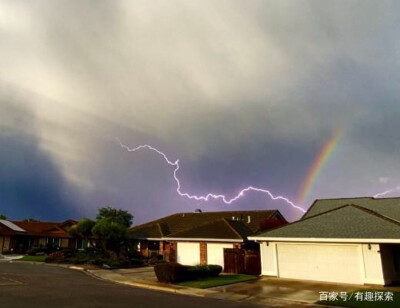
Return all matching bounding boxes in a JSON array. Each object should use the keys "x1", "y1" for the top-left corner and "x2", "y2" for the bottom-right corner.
[{"x1": 154, "y1": 263, "x2": 223, "y2": 283}]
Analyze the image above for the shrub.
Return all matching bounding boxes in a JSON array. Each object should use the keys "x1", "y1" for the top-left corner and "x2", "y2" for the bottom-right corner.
[
  {"x1": 154, "y1": 262, "x2": 189, "y2": 283},
  {"x1": 26, "y1": 246, "x2": 47, "y2": 256},
  {"x1": 187, "y1": 265, "x2": 222, "y2": 279},
  {"x1": 45, "y1": 251, "x2": 65, "y2": 263}
]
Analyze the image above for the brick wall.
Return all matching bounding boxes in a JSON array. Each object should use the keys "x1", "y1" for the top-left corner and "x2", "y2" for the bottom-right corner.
[{"x1": 200, "y1": 242, "x2": 207, "y2": 265}]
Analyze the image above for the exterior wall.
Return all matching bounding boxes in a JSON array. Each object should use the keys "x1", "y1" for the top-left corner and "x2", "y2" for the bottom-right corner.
[
  {"x1": 260, "y1": 242, "x2": 278, "y2": 276},
  {"x1": 139, "y1": 241, "x2": 149, "y2": 257},
  {"x1": 200, "y1": 242, "x2": 207, "y2": 265},
  {"x1": 0, "y1": 236, "x2": 4, "y2": 253},
  {"x1": 361, "y1": 244, "x2": 385, "y2": 285},
  {"x1": 2, "y1": 236, "x2": 10, "y2": 252},
  {"x1": 60, "y1": 238, "x2": 69, "y2": 248},
  {"x1": 260, "y1": 241, "x2": 388, "y2": 285},
  {"x1": 39, "y1": 238, "x2": 46, "y2": 246}
]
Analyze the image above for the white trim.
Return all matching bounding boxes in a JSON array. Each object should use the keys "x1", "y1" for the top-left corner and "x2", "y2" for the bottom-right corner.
[
  {"x1": 248, "y1": 237, "x2": 400, "y2": 244},
  {"x1": 135, "y1": 238, "x2": 163, "y2": 241},
  {"x1": 163, "y1": 237, "x2": 243, "y2": 243}
]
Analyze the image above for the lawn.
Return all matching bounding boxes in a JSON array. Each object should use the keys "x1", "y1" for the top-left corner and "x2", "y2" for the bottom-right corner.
[
  {"x1": 178, "y1": 274, "x2": 257, "y2": 289},
  {"x1": 318, "y1": 290, "x2": 400, "y2": 308},
  {"x1": 18, "y1": 255, "x2": 47, "y2": 262}
]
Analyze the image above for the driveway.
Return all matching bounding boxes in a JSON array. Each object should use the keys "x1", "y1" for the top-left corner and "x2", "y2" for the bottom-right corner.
[
  {"x1": 212, "y1": 277, "x2": 400, "y2": 304},
  {"x1": 0, "y1": 262, "x2": 261, "y2": 308}
]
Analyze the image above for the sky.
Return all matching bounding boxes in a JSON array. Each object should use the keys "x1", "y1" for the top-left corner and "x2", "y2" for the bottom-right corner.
[{"x1": 2, "y1": 0, "x2": 400, "y2": 224}]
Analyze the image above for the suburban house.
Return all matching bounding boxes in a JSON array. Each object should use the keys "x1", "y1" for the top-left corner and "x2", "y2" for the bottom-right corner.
[
  {"x1": 130, "y1": 209, "x2": 287, "y2": 270},
  {"x1": 0, "y1": 219, "x2": 78, "y2": 253},
  {"x1": 249, "y1": 197, "x2": 400, "y2": 285}
]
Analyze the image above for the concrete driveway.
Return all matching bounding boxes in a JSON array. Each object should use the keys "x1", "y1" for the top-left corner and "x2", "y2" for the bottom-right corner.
[{"x1": 212, "y1": 277, "x2": 382, "y2": 305}]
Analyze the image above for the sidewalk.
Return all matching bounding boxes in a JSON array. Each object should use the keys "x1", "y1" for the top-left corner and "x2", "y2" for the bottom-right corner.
[{"x1": 88, "y1": 267, "x2": 328, "y2": 307}]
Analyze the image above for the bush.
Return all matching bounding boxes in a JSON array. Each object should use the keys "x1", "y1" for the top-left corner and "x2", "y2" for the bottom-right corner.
[
  {"x1": 187, "y1": 265, "x2": 222, "y2": 279},
  {"x1": 154, "y1": 262, "x2": 189, "y2": 283},
  {"x1": 154, "y1": 263, "x2": 223, "y2": 283},
  {"x1": 45, "y1": 251, "x2": 65, "y2": 263},
  {"x1": 26, "y1": 246, "x2": 47, "y2": 256}
]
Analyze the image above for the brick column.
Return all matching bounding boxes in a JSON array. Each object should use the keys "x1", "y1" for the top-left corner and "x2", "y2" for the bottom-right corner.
[{"x1": 200, "y1": 242, "x2": 207, "y2": 265}]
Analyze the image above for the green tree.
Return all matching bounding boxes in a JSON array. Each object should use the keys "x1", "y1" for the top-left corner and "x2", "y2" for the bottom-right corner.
[
  {"x1": 70, "y1": 207, "x2": 134, "y2": 257},
  {"x1": 0, "y1": 214, "x2": 6, "y2": 220},
  {"x1": 96, "y1": 206, "x2": 133, "y2": 227},
  {"x1": 68, "y1": 218, "x2": 96, "y2": 247}
]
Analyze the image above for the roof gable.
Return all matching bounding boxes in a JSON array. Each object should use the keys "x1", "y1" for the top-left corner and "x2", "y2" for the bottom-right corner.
[
  {"x1": 303, "y1": 197, "x2": 400, "y2": 221},
  {"x1": 255, "y1": 204, "x2": 400, "y2": 240}
]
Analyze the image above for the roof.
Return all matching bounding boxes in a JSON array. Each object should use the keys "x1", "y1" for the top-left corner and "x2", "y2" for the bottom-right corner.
[
  {"x1": 251, "y1": 204, "x2": 400, "y2": 242},
  {"x1": 164, "y1": 218, "x2": 250, "y2": 241},
  {"x1": 303, "y1": 197, "x2": 400, "y2": 220},
  {"x1": 0, "y1": 220, "x2": 26, "y2": 232},
  {"x1": 130, "y1": 210, "x2": 285, "y2": 240},
  {"x1": 0, "y1": 220, "x2": 77, "y2": 238}
]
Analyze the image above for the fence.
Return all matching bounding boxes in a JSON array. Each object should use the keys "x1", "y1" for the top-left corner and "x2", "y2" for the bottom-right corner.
[{"x1": 223, "y1": 248, "x2": 261, "y2": 275}]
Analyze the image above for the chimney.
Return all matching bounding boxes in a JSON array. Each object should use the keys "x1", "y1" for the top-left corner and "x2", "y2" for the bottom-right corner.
[
  {"x1": 247, "y1": 216, "x2": 251, "y2": 223},
  {"x1": 194, "y1": 209, "x2": 202, "y2": 213}
]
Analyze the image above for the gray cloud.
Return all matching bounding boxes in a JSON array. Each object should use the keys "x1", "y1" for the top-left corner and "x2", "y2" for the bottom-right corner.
[{"x1": 1, "y1": 1, "x2": 400, "y2": 223}]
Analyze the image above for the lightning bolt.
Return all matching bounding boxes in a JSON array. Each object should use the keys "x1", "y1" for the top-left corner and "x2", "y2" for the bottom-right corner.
[
  {"x1": 117, "y1": 138, "x2": 306, "y2": 213},
  {"x1": 374, "y1": 186, "x2": 400, "y2": 198}
]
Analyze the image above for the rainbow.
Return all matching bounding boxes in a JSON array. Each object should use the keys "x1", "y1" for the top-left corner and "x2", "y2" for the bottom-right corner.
[{"x1": 297, "y1": 128, "x2": 343, "y2": 204}]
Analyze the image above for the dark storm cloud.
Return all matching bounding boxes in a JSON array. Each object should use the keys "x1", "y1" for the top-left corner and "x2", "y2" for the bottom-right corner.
[
  {"x1": 0, "y1": 90, "x2": 81, "y2": 220},
  {"x1": 2, "y1": 1, "x2": 400, "y2": 223}
]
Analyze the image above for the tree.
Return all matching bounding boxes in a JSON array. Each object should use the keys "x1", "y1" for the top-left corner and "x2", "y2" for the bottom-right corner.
[
  {"x1": 96, "y1": 206, "x2": 133, "y2": 227},
  {"x1": 0, "y1": 214, "x2": 7, "y2": 220},
  {"x1": 70, "y1": 207, "x2": 134, "y2": 257},
  {"x1": 68, "y1": 218, "x2": 96, "y2": 247}
]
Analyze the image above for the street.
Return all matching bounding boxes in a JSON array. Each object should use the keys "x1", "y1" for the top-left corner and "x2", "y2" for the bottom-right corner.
[{"x1": 0, "y1": 262, "x2": 260, "y2": 308}]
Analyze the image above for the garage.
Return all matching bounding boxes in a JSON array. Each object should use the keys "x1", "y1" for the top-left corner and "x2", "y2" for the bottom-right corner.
[
  {"x1": 276, "y1": 243, "x2": 363, "y2": 284},
  {"x1": 206, "y1": 243, "x2": 233, "y2": 268},
  {"x1": 176, "y1": 242, "x2": 200, "y2": 265}
]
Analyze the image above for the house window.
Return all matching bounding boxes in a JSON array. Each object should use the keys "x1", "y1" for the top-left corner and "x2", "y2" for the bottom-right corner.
[
  {"x1": 76, "y1": 238, "x2": 88, "y2": 250},
  {"x1": 47, "y1": 238, "x2": 60, "y2": 248}
]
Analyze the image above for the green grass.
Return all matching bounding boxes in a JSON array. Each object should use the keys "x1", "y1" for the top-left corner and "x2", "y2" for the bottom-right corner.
[
  {"x1": 318, "y1": 290, "x2": 400, "y2": 308},
  {"x1": 18, "y1": 255, "x2": 47, "y2": 262},
  {"x1": 177, "y1": 274, "x2": 257, "y2": 289}
]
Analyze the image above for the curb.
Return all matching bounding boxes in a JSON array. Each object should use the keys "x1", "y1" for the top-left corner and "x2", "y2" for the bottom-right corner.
[{"x1": 85, "y1": 269, "x2": 217, "y2": 298}]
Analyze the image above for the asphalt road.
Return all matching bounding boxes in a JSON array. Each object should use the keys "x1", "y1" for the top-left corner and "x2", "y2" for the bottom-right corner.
[{"x1": 0, "y1": 262, "x2": 261, "y2": 308}]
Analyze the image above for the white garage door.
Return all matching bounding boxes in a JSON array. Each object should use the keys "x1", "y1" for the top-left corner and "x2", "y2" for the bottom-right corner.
[
  {"x1": 277, "y1": 244, "x2": 363, "y2": 284},
  {"x1": 177, "y1": 242, "x2": 200, "y2": 265},
  {"x1": 207, "y1": 243, "x2": 233, "y2": 268}
]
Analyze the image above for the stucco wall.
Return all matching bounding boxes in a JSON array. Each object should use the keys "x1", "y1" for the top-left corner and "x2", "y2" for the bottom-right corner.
[
  {"x1": 361, "y1": 244, "x2": 385, "y2": 285},
  {"x1": 260, "y1": 242, "x2": 278, "y2": 276}
]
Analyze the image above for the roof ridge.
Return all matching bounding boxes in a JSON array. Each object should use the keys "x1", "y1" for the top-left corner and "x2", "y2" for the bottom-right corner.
[
  {"x1": 222, "y1": 218, "x2": 245, "y2": 239},
  {"x1": 349, "y1": 204, "x2": 400, "y2": 227},
  {"x1": 156, "y1": 223, "x2": 164, "y2": 237},
  {"x1": 256, "y1": 204, "x2": 354, "y2": 236}
]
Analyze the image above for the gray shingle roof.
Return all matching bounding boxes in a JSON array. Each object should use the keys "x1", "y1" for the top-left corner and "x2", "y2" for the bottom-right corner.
[
  {"x1": 254, "y1": 204, "x2": 400, "y2": 239},
  {"x1": 303, "y1": 197, "x2": 400, "y2": 220}
]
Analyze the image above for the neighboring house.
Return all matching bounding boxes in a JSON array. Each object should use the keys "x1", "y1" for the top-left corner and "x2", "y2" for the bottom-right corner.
[
  {"x1": 130, "y1": 210, "x2": 287, "y2": 269},
  {"x1": 0, "y1": 219, "x2": 78, "y2": 253},
  {"x1": 249, "y1": 197, "x2": 400, "y2": 285}
]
